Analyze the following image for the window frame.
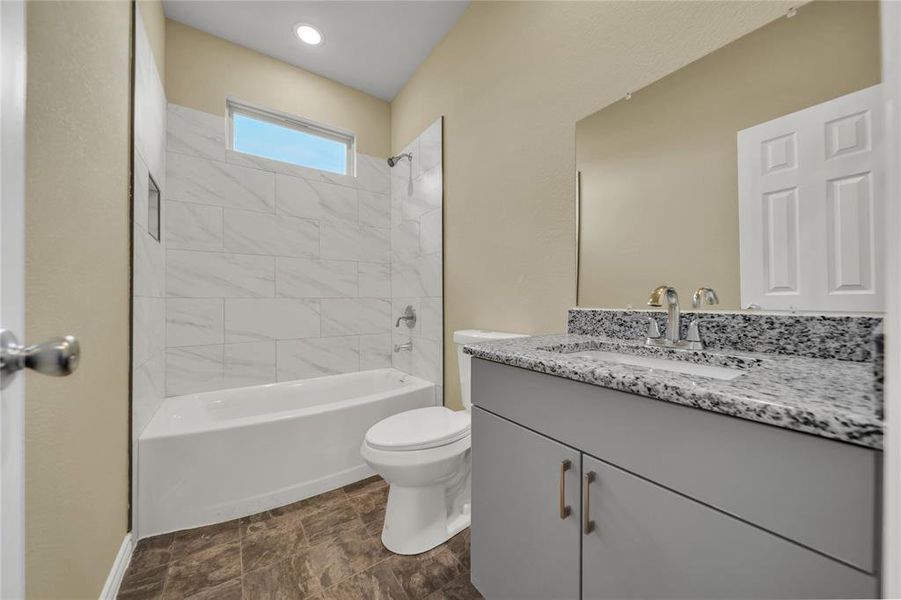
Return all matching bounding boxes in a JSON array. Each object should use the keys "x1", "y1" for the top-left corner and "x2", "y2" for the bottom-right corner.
[{"x1": 226, "y1": 97, "x2": 356, "y2": 176}]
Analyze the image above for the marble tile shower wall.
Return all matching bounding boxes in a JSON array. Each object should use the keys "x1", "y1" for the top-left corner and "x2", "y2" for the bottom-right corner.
[
  {"x1": 133, "y1": 10, "x2": 167, "y2": 538},
  {"x1": 390, "y1": 119, "x2": 444, "y2": 402},
  {"x1": 132, "y1": 10, "x2": 167, "y2": 435},
  {"x1": 164, "y1": 103, "x2": 396, "y2": 396}
]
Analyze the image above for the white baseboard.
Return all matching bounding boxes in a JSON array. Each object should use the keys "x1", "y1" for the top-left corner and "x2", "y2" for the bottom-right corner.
[{"x1": 98, "y1": 533, "x2": 133, "y2": 600}]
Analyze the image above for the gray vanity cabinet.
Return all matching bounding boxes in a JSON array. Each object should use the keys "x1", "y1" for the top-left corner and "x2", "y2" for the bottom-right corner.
[
  {"x1": 581, "y1": 454, "x2": 877, "y2": 599},
  {"x1": 471, "y1": 406, "x2": 581, "y2": 599},
  {"x1": 470, "y1": 359, "x2": 880, "y2": 599}
]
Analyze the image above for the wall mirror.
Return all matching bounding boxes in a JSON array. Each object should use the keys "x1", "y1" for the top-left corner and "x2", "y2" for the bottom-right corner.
[{"x1": 575, "y1": 1, "x2": 883, "y2": 313}]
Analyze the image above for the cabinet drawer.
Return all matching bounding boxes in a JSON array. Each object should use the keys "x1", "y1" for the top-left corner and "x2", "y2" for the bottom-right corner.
[
  {"x1": 581, "y1": 455, "x2": 877, "y2": 599},
  {"x1": 473, "y1": 359, "x2": 879, "y2": 573}
]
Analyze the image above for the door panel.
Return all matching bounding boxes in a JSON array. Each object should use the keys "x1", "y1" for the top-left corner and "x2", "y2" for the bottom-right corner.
[
  {"x1": 471, "y1": 407, "x2": 580, "y2": 600},
  {"x1": 738, "y1": 84, "x2": 884, "y2": 311},
  {"x1": 581, "y1": 455, "x2": 877, "y2": 599}
]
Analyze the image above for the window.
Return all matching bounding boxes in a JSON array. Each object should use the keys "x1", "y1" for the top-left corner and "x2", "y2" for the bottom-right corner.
[{"x1": 228, "y1": 99, "x2": 355, "y2": 175}]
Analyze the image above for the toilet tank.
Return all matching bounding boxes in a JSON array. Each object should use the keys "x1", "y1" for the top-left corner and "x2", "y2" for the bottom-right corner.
[{"x1": 454, "y1": 330, "x2": 528, "y2": 410}]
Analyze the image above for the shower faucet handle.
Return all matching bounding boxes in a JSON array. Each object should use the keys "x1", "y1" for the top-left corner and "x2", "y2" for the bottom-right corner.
[{"x1": 395, "y1": 305, "x2": 417, "y2": 329}]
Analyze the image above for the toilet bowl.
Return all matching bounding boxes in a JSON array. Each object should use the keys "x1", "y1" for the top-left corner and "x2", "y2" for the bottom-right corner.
[{"x1": 361, "y1": 329, "x2": 527, "y2": 555}]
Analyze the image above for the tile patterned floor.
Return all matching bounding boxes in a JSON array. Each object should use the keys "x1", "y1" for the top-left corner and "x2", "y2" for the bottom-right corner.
[{"x1": 118, "y1": 476, "x2": 481, "y2": 600}]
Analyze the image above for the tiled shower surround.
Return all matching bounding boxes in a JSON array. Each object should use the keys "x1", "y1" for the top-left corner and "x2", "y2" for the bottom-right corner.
[
  {"x1": 389, "y1": 119, "x2": 444, "y2": 401},
  {"x1": 164, "y1": 104, "x2": 443, "y2": 399},
  {"x1": 132, "y1": 12, "x2": 166, "y2": 439},
  {"x1": 132, "y1": 10, "x2": 167, "y2": 536}
]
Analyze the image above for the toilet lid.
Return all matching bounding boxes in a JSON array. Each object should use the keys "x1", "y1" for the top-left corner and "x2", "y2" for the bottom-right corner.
[{"x1": 365, "y1": 407, "x2": 471, "y2": 451}]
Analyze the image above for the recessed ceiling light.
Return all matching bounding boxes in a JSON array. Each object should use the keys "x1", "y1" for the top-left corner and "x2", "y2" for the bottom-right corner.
[{"x1": 295, "y1": 24, "x2": 323, "y2": 46}]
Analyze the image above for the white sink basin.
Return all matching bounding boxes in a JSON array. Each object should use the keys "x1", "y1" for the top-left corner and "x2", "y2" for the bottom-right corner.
[{"x1": 570, "y1": 350, "x2": 744, "y2": 381}]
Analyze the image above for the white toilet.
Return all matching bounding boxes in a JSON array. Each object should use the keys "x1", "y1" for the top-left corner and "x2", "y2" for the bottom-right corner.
[{"x1": 361, "y1": 329, "x2": 526, "y2": 555}]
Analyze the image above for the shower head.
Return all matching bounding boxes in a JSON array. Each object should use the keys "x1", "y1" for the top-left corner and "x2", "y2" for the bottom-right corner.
[{"x1": 387, "y1": 153, "x2": 412, "y2": 168}]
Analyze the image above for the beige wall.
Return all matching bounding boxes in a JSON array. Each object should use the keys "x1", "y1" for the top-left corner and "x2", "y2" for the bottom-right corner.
[
  {"x1": 165, "y1": 19, "x2": 391, "y2": 158},
  {"x1": 391, "y1": 1, "x2": 803, "y2": 410},
  {"x1": 137, "y1": 1, "x2": 166, "y2": 85},
  {"x1": 576, "y1": 1, "x2": 881, "y2": 310},
  {"x1": 25, "y1": 1, "x2": 131, "y2": 597},
  {"x1": 17, "y1": 1, "x2": 870, "y2": 591}
]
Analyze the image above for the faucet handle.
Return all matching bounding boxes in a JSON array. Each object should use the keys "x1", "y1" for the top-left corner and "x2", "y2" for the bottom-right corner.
[
  {"x1": 647, "y1": 317, "x2": 660, "y2": 342},
  {"x1": 685, "y1": 319, "x2": 704, "y2": 350},
  {"x1": 395, "y1": 305, "x2": 417, "y2": 329}
]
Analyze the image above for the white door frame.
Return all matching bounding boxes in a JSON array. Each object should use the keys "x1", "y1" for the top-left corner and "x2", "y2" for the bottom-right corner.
[
  {"x1": 0, "y1": 0, "x2": 27, "y2": 597},
  {"x1": 881, "y1": 1, "x2": 901, "y2": 596}
]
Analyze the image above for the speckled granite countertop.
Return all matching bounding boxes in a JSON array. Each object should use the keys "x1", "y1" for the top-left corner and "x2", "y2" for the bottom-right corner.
[{"x1": 464, "y1": 334, "x2": 883, "y2": 450}]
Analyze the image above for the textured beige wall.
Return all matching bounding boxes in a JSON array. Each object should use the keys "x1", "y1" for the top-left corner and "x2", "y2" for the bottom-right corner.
[
  {"x1": 391, "y1": 1, "x2": 799, "y2": 410},
  {"x1": 137, "y1": 1, "x2": 165, "y2": 85},
  {"x1": 576, "y1": 1, "x2": 881, "y2": 310},
  {"x1": 165, "y1": 19, "x2": 391, "y2": 158},
  {"x1": 25, "y1": 1, "x2": 131, "y2": 597}
]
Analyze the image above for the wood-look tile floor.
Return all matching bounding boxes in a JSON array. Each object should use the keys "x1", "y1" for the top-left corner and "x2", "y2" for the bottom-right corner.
[{"x1": 118, "y1": 476, "x2": 481, "y2": 600}]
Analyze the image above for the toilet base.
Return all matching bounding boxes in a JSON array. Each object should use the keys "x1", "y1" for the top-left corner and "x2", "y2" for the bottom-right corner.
[
  {"x1": 381, "y1": 483, "x2": 471, "y2": 555},
  {"x1": 360, "y1": 433, "x2": 472, "y2": 556}
]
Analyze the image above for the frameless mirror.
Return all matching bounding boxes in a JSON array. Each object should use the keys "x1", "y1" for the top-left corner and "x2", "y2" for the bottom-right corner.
[{"x1": 575, "y1": 1, "x2": 883, "y2": 313}]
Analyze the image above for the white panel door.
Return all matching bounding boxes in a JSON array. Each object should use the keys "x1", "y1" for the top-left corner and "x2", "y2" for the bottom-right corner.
[
  {"x1": 0, "y1": 1, "x2": 26, "y2": 597},
  {"x1": 738, "y1": 84, "x2": 884, "y2": 312}
]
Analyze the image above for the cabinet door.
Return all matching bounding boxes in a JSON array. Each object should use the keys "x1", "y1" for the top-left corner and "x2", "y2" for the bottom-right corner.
[
  {"x1": 581, "y1": 455, "x2": 877, "y2": 599},
  {"x1": 471, "y1": 407, "x2": 581, "y2": 599}
]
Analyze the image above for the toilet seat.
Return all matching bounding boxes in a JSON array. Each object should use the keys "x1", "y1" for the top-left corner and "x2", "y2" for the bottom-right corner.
[{"x1": 365, "y1": 406, "x2": 471, "y2": 451}]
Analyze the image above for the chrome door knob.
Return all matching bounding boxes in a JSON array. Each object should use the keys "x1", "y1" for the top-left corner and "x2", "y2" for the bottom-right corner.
[{"x1": 0, "y1": 329, "x2": 80, "y2": 388}]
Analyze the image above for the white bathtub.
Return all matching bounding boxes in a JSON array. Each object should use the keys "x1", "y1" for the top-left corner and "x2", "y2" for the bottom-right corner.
[{"x1": 137, "y1": 368, "x2": 434, "y2": 538}]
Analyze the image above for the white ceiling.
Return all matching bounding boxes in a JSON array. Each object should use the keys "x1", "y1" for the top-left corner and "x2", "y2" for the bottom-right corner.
[{"x1": 163, "y1": 1, "x2": 470, "y2": 101}]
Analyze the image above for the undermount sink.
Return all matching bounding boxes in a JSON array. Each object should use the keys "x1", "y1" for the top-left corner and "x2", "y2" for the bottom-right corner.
[{"x1": 569, "y1": 350, "x2": 744, "y2": 381}]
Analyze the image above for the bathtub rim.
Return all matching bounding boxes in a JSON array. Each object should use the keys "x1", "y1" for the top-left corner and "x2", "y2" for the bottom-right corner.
[{"x1": 141, "y1": 368, "x2": 436, "y2": 440}]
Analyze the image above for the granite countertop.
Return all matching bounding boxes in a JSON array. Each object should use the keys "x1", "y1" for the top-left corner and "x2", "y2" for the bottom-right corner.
[{"x1": 464, "y1": 334, "x2": 884, "y2": 450}]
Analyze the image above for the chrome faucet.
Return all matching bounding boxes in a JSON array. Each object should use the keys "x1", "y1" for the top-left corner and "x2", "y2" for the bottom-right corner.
[
  {"x1": 692, "y1": 287, "x2": 719, "y2": 309},
  {"x1": 647, "y1": 285, "x2": 682, "y2": 346},
  {"x1": 394, "y1": 340, "x2": 413, "y2": 352},
  {"x1": 395, "y1": 305, "x2": 417, "y2": 329}
]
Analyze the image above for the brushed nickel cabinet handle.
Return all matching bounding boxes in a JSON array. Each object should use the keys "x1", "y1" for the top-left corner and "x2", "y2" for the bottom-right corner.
[
  {"x1": 559, "y1": 459, "x2": 572, "y2": 519},
  {"x1": 583, "y1": 471, "x2": 595, "y2": 534}
]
